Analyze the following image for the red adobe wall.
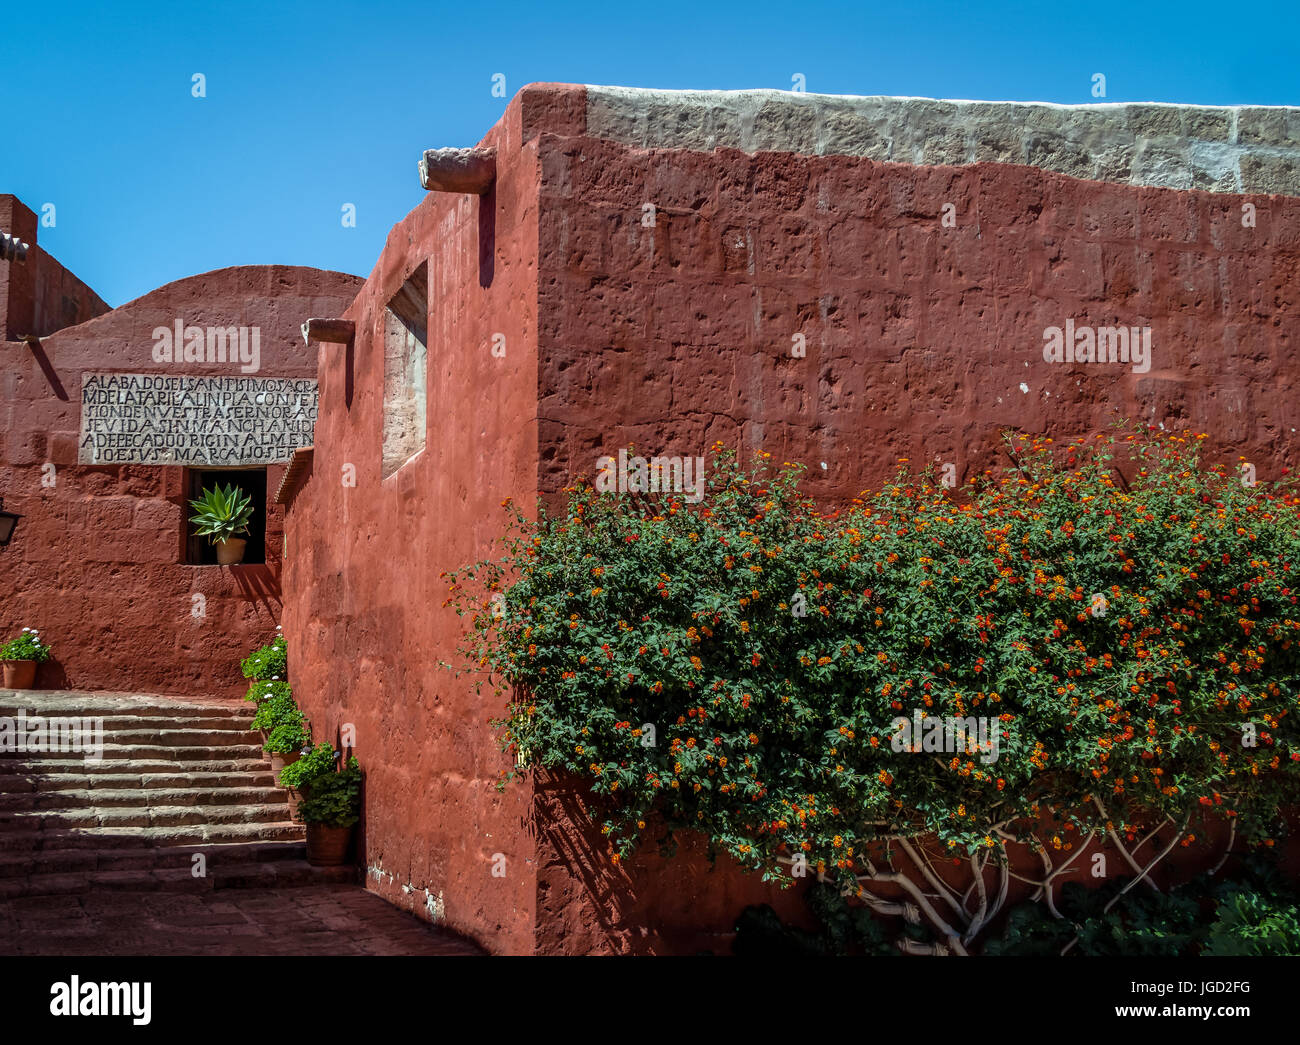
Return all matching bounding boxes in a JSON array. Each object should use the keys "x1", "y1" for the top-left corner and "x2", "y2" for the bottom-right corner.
[
  {"x1": 0, "y1": 195, "x2": 111, "y2": 341},
  {"x1": 1, "y1": 264, "x2": 362, "y2": 695},
  {"x1": 281, "y1": 92, "x2": 547, "y2": 954},
  {"x1": 528, "y1": 93, "x2": 1300, "y2": 949},
  {"x1": 535, "y1": 122, "x2": 1300, "y2": 504},
  {"x1": 285, "y1": 84, "x2": 1300, "y2": 954}
]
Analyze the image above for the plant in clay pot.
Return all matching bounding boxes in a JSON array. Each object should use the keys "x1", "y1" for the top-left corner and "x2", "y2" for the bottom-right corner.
[
  {"x1": 188, "y1": 482, "x2": 254, "y2": 565},
  {"x1": 241, "y1": 630, "x2": 287, "y2": 691},
  {"x1": 294, "y1": 751, "x2": 362, "y2": 866},
  {"x1": 1, "y1": 628, "x2": 51, "y2": 689},
  {"x1": 278, "y1": 741, "x2": 336, "y2": 792},
  {"x1": 250, "y1": 686, "x2": 308, "y2": 762}
]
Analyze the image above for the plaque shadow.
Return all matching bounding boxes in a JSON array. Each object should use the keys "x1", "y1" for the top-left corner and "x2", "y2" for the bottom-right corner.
[{"x1": 27, "y1": 340, "x2": 68, "y2": 401}]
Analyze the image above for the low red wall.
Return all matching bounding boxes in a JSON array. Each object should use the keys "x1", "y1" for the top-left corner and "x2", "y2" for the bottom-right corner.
[
  {"x1": 0, "y1": 194, "x2": 110, "y2": 341},
  {"x1": 0, "y1": 264, "x2": 362, "y2": 695},
  {"x1": 524, "y1": 89, "x2": 1300, "y2": 951}
]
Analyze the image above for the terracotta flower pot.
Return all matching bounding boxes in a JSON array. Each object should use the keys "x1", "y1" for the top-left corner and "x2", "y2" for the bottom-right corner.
[
  {"x1": 285, "y1": 787, "x2": 305, "y2": 819},
  {"x1": 216, "y1": 537, "x2": 247, "y2": 565},
  {"x1": 2, "y1": 660, "x2": 37, "y2": 689},
  {"x1": 305, "y1": 823, "x2": 353, "y2": 866},
  {"x1": 270, "y1": 749, "x2": 300, "y2": 774}
]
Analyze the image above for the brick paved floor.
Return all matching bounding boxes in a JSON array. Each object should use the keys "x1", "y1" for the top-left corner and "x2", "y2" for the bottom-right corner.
[{"x1": 0, "y1": 885, "x2": 485, "y2": 956}]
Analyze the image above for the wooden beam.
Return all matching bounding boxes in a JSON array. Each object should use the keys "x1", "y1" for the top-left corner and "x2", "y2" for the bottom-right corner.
[
  {"x1": 1, "y1": 231, "x2": 29, "y2": 264},
  {"x1": 275, "y1": 447, "x2": 314, "y2": 506},
  {"x1": 418, "y1": 147, "x2": 496, "y2": 194},
  {"x1": 301, "y1": 318, "x2": 355, "y2": 346}
]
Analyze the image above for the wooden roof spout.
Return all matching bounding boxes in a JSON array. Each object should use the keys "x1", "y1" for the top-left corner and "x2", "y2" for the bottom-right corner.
[
  {"x1": 418, "y1": 147, "x2": 496, "y2": 194},
  {"x1": 301, "y1": 318, "x2": 355, "y2": 346},
  {"x1": 1, "y1": 231, "x2": 30, "y2": 264}
]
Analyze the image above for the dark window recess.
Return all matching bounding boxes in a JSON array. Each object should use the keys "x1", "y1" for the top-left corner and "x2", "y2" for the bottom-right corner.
[{"x1": 185, "y1": 468, "x2": 267, "y2": 565}]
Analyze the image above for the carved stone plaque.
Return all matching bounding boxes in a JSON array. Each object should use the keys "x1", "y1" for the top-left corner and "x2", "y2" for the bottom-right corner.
[{"x1": 78, "y1": 373, "x2": 317, "y2": 466}]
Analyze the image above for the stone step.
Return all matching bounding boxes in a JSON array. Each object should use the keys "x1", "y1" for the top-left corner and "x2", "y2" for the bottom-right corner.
[
  {"x1": 0, "y1": 728, "x2": 260, "y2": 747},
  {"x1": 0, "y1": 802, "x2": 296, "y2": 831},
  {"x1": 0, "y1": 690, "x2": 250, "y2": 717},
  {"x1": 0, "y1": 785, "x2": 288, "y2": 812},
  {"x1": 0, "y1": 712, "x2": 253, "y2": 727},
  {"x1": 0, "y1": 862, "x2": 357, "y2": 900},
  {"x1": 2, "y1": 821, "x2": 305, "y2": 851},
  {"x1": 103, "y1": 729, "x2": 260, "y2": 745},
  {"x1": 105, "y1": 713, "x2": 252, "y2": 729},
  {"x1": 0, "y1": 742, "x2": 267, "y2": 761},
  {"x1": 4, "y1": 770, "x2": 277, "y2": 792},
  {"x1": 210, "y1": 862, "x2": 357, "y2": 891},
  {"x1": 0, "y1": 839, "x2": 312, "y2": 879},
  {"x1": 0, "y1": 691, "x2": 316, "y2": 901},
  {"x1": 0, "y1": 757, "x2": 271, "y2": 776}
]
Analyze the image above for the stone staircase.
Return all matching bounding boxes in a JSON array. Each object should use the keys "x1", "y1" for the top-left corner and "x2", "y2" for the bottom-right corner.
[{"x1": 0, "y1": 690, "x2": 356, "y2": 899}]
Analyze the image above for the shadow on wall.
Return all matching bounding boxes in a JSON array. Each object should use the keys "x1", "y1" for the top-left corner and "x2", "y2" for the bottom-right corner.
[
  {"x1": 25, "y1": 340, "x2": 69, "y2": 401},
  {"x1": 335, "y1": 722, "x2": 363, "y2": 870},
  {"x1": 229, "y1": 566, "x2": 282, "y2": 618},
  {"x1": 478, "y1": 184, "x2": 495, "y2": 289},
  {"x1": 532, "y1": 770, "x2": 813, "y2": 954},
  {"x1": 534, "y1": 771, "x2": 638, "y2": 940},
  {"x1": 34, "y1": 658, "x2": 69, "y2": 690},
  {"x1": 345, "y1": 338, "x2": 355, "y2": 410}
]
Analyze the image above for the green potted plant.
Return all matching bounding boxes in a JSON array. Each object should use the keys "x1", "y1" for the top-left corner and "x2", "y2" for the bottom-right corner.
[
  {"x1": 187, "y1": 482, "x2": 254, "y2": 565},
  {"x1": 249, "y1": 684, "x2": 308, "y2": 768},
  {"x1": 294, "y1": 751, "x2": 362, "y2": 866},
  {"x1": 278, "y1": 741, "x2": 337, "y2": 792},
  {"x1": 1, "y1": 628, "x2": 51, "y2": 689},
  {"x1": 241, "y1": 630, "x2": 287, "y2": 688},
  {"x1": 248, "y1": 682, "x2": 314, "y2": 816}
]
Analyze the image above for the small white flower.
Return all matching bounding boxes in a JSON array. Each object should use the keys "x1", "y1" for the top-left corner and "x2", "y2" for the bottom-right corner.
[
  {"x1": 21, "y1": 627, "x2": 29, "y2": 632},
  {"x1": 271, "y1": 676, "x2": 280, "y2": 681}
]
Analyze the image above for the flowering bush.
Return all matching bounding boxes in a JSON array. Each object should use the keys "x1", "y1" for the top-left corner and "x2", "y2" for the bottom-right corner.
[
  {"x1": 1, "y1": 628, "x2": 51, "y2": 663},
  {"x1": 446, "y1": 428, "x2": 1300, "y2": 952}
]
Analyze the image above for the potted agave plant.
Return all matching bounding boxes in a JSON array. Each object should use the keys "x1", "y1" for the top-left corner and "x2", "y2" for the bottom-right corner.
[
  {"x1": 1, "y1": 627, "x2": 50, "y2": 689},
  {"x1": 188, "y1": 482, "x2": 254, "y2": 565}
]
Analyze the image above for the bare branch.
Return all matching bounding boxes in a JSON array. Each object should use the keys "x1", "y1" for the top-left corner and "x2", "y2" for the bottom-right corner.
[
  {"x1": 1093, "y1": 796, "x2": 1164, "y2": 895},
  {"x1": 898, "y1": 938, "x2": 951, "y2": 956},
  {"x1": 860, "y1": 856, "x2": 971, "y2": 956},
  {"x1": 1060, "y1": 817, "x2": 1190, "y2": 955},
  {"x1": 1102, "y1": 818, "x2": 1188, "y2": 915},
  {"x1": 896, "y1": 837, "x2": 968, "y2": 924},
  {"x1": 1209, "y1": 819, "x2": 1237, "y2": 877}
]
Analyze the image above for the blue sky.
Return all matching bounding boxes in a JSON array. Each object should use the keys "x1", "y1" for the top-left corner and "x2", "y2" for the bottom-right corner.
[{"x1": 2, "y1": 0, "x2": 1296, "y2": 305}]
